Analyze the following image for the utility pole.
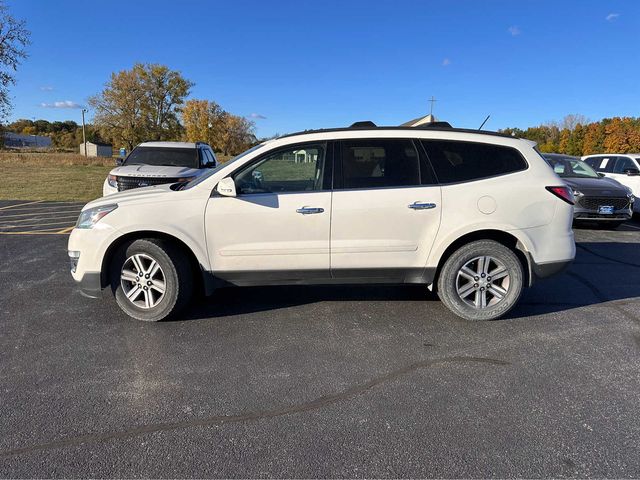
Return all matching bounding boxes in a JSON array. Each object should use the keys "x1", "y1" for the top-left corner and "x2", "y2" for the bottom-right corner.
[
  {"x1": 429, "y1": 96, "x2": 437, "y2": 116},
  {"x1": 81, "y1": 108, "x2": 87, "y2": 157}
]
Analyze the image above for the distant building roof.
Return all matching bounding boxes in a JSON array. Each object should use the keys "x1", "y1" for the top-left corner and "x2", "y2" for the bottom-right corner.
[
  {"x1": 84, "y1": 141, "x2": 112, "y2": 147},
  {"x1": 401, "y1": 114, "x2": 438, "y2": 127}
]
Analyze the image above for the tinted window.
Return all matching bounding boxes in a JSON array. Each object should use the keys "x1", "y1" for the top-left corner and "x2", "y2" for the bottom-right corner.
[
  {"x1": 421, "y1": 140, "x2": 527, "y2": 183},
  {"x1": 613, "y1": 156, "x2": 636, "y2": 173},
  {"x1": 234, "y1": 143, "x2": 326, "y2": 194},
  {"x1": 584, "y1": 156, "x2": 613, "y2": 173},
  {"x1": 124, "y1": 147, "x2": 198, "y2": 168},
  {"x1": 339, "y1": 139, "x2": 421, "y2": 189}
]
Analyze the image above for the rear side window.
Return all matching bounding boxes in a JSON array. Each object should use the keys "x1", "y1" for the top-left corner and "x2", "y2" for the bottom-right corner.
[
  {"x1": 584, "y1": 156, "x2": 613, "y2": 173},
  {"x1": 612, "y1": 156, "x2": 636, "y2": 174},
  {"x1": 421, "y1": 140, "x2": 527, "y2": 184},
  {"x1": 339, "y1": 139, "x2": 422, "y2": 189}
]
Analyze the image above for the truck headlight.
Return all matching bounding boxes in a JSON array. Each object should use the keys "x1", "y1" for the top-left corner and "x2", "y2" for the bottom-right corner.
[
  {"x1": 108, "y1": 174, "x2": 118, "y2": 188},
  {"x1": 76, "y1": 204, "x2": 118, "y2": 229}
]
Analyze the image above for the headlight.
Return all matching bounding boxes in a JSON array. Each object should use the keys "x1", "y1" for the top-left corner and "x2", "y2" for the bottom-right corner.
[
  {"x1": 76, "y1": 204, "x2": 118, "y2": 229},
  {"x1": 108, "y1": 174, "x2": 118, "y2": 188}
]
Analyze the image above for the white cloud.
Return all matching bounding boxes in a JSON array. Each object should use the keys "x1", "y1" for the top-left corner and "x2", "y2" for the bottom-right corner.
[
  {"x1": 442, "y1": 58, "x2": 451, "y2": 66},
  {"x1": 606, "y1": 13, "x2": 619, "y2": 21},
  {"x1": 39, "y1": 86, "x2": 54, "y2": 91},
  {"x1": 40, "y1": 100, "x2": 82, "y2": 109},
  {"x1": 249, "y1": 113, "x2": 266, "y2": 119},
  {"x1": 507, "y1": 25, "x2": 521, "y2": 36}
]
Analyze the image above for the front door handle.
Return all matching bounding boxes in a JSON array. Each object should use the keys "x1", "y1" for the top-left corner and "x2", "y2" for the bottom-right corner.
[
  {"x1": 408, "y1": 202, "x2": 437, "y2": 210},
  {"x1": 296, "y1": 206, "x2": 325, "y2": 215}
]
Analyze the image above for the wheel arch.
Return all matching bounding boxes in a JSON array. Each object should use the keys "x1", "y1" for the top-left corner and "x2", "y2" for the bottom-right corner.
[
  {"x1": 100, "y1": 230, "x2": 212, "y2": 295},
  {"x1": 432, "y1": 229, "x2": 533, "y2": 289}
]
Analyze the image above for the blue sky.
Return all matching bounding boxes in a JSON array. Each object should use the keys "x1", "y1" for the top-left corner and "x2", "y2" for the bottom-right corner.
[{"x1": 8, "y1": 0, "x2": 640, "y2": 137}]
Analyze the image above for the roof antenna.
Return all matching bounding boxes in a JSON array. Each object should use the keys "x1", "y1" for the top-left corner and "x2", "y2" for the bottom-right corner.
[{"x1": 478, "y1": 115, "x2": 490, "y2": 130}]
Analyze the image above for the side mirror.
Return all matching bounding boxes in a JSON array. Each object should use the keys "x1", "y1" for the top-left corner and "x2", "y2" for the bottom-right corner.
[
  {"x1": 624, "y1": 168, "x2": 640, "y2": 176},
  {"x1": 115, "y1": 158, "x2": 124, "y2": 166},
  {"x1": 216, "y1": 177, "x2": 237, "y2": 197},
  {"x1": 598, "y1": 172, "x2": 606, "y2": 177}
]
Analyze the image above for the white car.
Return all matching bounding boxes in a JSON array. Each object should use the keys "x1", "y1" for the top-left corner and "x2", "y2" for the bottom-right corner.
[
  {"x1": 103, "y1": 141, "x2": 217, "y2": 196},
  {"x1": 582, "y1": 154, "x2": 640, "y2": 213},
  {"x1": 69, "y1": 124, "x2": 576, "y2": 322}
]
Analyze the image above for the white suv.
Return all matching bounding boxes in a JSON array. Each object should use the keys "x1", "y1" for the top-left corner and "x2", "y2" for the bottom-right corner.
[
  {"x1": 103, "y1": 141, "x2": 217, "y2": 196},
  {"x1": 69, "y1": 124, "x2": 575, "y2": 322},
  {"x1": 582, "y1": 154, "x2": 640, "y2": 213}
]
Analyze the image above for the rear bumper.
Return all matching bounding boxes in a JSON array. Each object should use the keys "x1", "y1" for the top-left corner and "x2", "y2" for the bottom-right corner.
[{"x1": 532, "y1": 259, "x2": 572, "y2": 280}]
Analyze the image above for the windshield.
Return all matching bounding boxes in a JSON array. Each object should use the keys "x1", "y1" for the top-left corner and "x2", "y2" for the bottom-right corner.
[
  {"x1": 182, "y1": 143, "x2": 267, "y2": 190},
  {"x1": 545, "y1": 157, "x2": 599, "y2": 179},
  {"x1": 124, "y1": 147, "x2": 198, "y2": 168}
]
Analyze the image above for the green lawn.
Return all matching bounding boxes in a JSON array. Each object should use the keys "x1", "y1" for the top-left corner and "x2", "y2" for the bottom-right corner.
[{"x1": 0, "y1": 152, "x2": 113, "y2": 201}]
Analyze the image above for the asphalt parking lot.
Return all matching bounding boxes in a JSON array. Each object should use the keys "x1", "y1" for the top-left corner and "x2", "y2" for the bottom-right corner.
[{"x1": 1, "y1": 200, "x2": 639, "y2": 478}]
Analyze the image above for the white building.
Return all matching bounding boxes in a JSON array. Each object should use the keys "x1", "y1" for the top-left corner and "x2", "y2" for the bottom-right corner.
[{"x1": 80, "y1": 141, "x2": 113, "y2": 157}]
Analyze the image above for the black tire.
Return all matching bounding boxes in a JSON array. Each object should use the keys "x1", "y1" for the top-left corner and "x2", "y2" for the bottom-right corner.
[
  {"x1": 437, "y1": 240, "x2": 524, "y2": 321},
  {"x1": 110, "y1": 238, "x2": 193, "y2": 322}
]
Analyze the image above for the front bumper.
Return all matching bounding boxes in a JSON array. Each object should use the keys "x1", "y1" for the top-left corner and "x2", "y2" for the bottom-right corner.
[
  {"x1": 73, "y1": 271, "x2": 103, "y2": 298},
  {"x1": 532, "y1": 259, "x2": 572, "y2": 279}
]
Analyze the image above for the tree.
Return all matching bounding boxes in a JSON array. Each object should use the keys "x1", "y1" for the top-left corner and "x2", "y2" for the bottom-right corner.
[
  {"x1": 182, "y1": 99, "x2": 255, "y2": 155},
  {"x1": 0, "y1": 1, "x2": 29, "y2": 121},
  {"x1": 90, "y1": 63, "x2": 192, "y2": 149}
]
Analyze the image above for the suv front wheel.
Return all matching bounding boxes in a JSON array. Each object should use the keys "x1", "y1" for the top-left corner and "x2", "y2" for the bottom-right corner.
[
  {"x1": 110, "y1": 238, "x2": 193, "y2": 322},
  {"x1": 437, "y1": 240, "x2": 524, "y2": 321}
]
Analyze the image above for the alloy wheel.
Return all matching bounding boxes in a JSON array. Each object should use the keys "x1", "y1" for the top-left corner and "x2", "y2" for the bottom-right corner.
[
  {"x1": 455, "y1": 255, "x2": 511, "y2": 309},
  {"x1": 120, "y1": 253, "x2": 166, "y2": 309}
]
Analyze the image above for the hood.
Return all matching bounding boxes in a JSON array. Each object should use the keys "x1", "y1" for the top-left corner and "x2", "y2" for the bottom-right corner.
[
  {"x1": 562, "y1": 176, "x2": 630, "y2": 196},
  {"x1": 110, "y1": 164, "x2": 200, "y2": 177},
  {"x1": 83, "y1": 183, "x2": 175, "y2": 210}
]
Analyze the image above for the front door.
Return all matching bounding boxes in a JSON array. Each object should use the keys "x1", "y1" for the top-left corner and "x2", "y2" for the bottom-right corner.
[
  {"x1": 330, "y1": 138, "x2": 442, "y2": 282},
  {"x1": 205, "y1": 142, "x2": 332, "y2": 284}
]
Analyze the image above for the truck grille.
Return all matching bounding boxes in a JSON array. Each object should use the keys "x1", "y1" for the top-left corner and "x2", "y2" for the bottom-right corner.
[
  {"x1": 576, "y1": 196, "x2": 630, "y2": 211},
  {"x1": 116, "y1": 176, "x2": 180, "y2": 192}
]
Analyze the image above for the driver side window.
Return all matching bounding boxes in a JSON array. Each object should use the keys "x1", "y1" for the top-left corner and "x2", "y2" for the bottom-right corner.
[{"x1": 234, "y1": 143, "x2": 326, "y2": 194}]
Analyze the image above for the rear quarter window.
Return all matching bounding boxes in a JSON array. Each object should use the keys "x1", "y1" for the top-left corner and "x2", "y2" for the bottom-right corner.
[{"x1": 420, "y1": 140, "x2": 527, "y2": 184}]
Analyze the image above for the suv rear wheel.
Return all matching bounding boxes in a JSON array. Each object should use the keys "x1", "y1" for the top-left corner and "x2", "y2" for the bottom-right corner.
[
  {"x1": 110, "y1": 238, "x2": 193, "y2": 322},
  {"x1": 437, "y1": 240, "x2": 524, "y2": 321}
]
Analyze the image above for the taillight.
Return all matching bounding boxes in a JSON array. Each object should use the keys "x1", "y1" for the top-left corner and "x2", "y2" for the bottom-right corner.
[{"x1": 546, "y1": 186, "x2": 575, "y2": 205}]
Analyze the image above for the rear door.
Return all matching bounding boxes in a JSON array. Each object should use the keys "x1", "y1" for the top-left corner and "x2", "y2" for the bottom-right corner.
[{"x1": 330, "y1": 138, "x2": 441, "y2": 282}]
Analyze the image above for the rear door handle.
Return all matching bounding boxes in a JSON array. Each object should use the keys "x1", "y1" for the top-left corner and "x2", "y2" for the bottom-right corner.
[
  {"x1": 408, "y1": 202, "x2": 437, "y2": 210},
  {"x1": 296, "y1": 207, "x2": 325, "y2": 215}
]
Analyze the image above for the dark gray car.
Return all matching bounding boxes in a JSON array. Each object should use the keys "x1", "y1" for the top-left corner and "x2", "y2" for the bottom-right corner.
[{"x1": 543, "y1": 153, "x2": 634, "y2": 229}]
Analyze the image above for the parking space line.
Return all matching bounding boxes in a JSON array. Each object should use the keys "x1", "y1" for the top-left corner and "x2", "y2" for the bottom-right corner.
[
  {"x1": 0, "y1": 220, "x2": 77, "y2": 229},
  {"x1": 0, "y1": 200, "x2": 44, "y2": 211},
  {"x1": 0, "y1": 210, "x2": 82, "y2": 219},
  {"x1": 0, "y1": 230, "x2": 72, "y2": 235},
  {"x1": 58, "y1": 226, "x2": 75, "y2": 234},
  {"x1": 0, "y1": 214, "x2": 80, "y2": 224}
]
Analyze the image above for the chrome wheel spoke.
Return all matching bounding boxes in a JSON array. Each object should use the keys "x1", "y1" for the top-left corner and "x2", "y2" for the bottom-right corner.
[
  {"x1": 147, "y1": 259, "x2": 158, "y2": 276},
  {"x1": 126, "y1": 284, "x2": 142, "y2": 300},
  {"x1": 150, "y1": 280, "x2": 165, "y2": 294},
  {"x1": 490, "y1": 266, "x2": 508, "y2": 281},
  {"x1": 121, "y1": 269, "x2": 138, "y2": 283},
  {"x1": 491, "y1": 284, "x2": 508, "y2": 298},
  {"x1": 457, "y1": 283, "x2": 476, "y2": 299},
  {"x1": 459, "y1": 266, "x2": 476, "y2": 281},
  {"x1": 131, "y1": 254, "x2": 145, "y2": 274},
  {"x1": 143, "y1": 289, "x2": 151, "y2": 308}
]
